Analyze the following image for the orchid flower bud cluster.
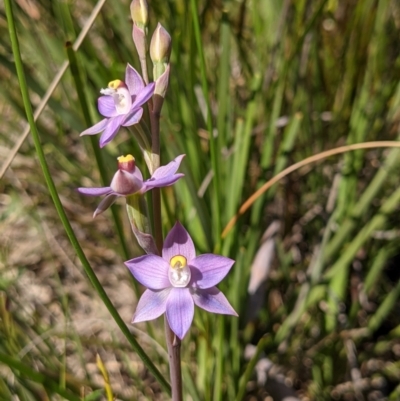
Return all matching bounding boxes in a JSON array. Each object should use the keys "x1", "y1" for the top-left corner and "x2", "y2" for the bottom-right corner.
[{"x1": 77, "y1": 0, "x2": 236, "y2": 342}]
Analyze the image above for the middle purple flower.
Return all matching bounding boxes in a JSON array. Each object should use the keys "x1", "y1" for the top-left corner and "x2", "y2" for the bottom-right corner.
[
  {"x1": 80, "y1": 64, "x2": 155, "y2": 147},
  {"x1": 78, "y1": 154, "x2": 185, "y2": 217}
]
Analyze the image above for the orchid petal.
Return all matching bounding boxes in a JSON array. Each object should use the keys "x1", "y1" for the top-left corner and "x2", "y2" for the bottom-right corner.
[
  {"x1": 192, "y1": 287, "x2": 238, "y2": 316},
  {"x1": 98, "y1": 96, "x2": 118, "y2": 117},
  {"x1": 94, "y1": 194, "x2": 118, "y2": 217},
  {"x1": 166, "y1": 288, "x2": 194, "y2": 339},
  {"x1": 190, "y1": 254, "x2": 235, "y2": 289},
  {"x1": 132, "y1": 288, "x2": 170, "y2": 323},
  {"x1": 77, "y1": 187, "x2": 113, "y2": 196},
  {"x1": 122, "y1": 108, "x2": 143, "y2": 127},
  {"x1": 125, "y1": 64, "x2": 145, "y2": 94},
  {"x1": 132, "y1": 166, "x2": 144, "y2": 182},
  {"x1": 142, "y1": 173, "x2": 184, "y2": 192},
  {"x1": 125, "y1": 255, "x2": 170, "y2": 290},
  {"x1": 80, "y1": 118, "x2": 108, "y2": 136},
  {"x1": 99, "y1": 114, "x2": 125, "y2": 147},
  {"x1": 131, "y1": 83, "x2": 155, "y2": 109},
  {"x1": 141, "y1": 155, "x2": 185, "y2": 192},
  {"x1": 110, "y1": 170, "x2": 143, "y2": 195},
  {"x1": 162, "y1": 222, "x2": 196, "y2": 264},
  {"x1": 151, "y1": 155, "x2": 185, "y2": 180}
]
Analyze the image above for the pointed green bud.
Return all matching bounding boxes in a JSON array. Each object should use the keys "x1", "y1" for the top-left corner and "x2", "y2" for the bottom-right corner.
[
  {"x1": 150, "y1": 23, "x2": 171, "y2": 80},
  {"x1": 130, "y1": 0, "x2": 148, "y2": 29},
  {"x1": 154, "y1": 64, "x2": 170, "y2": 100}
]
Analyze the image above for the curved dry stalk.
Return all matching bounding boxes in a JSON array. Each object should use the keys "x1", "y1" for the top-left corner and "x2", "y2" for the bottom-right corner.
[
  {"x1": 0, "y1": 0, "x2": 108, "y2": 180},
  {"x1": 222, "y1": 141, "x2": 400, "y2": 238}
]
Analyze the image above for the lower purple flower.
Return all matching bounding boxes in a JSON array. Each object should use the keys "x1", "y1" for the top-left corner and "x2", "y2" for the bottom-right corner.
[
  {"x1": 78, "y1": 154, "x2": 184, "y2": 217},
  {"x1": 125, "y1": 222, "x2": 238, "y2": 339}
]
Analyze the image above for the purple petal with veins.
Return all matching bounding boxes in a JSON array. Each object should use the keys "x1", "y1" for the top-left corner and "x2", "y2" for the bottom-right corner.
[
  {"x1": 162, "y1": 222, "x2": 196, "y2": 264},
  {"x1": 190, "y1": 254, "x2": 235, "y2": 289},
  {"x1": 125, "y1": 255, "x2": 170, "y2": 290},
  {"x1": 99, "y1": 115, "x2": 125, "y2": 147},
  {"x1": 192, "y1": 287, "x2": 238, "y2": 316},
  {"x1": 98, "y1": 96, "x2": 118, "y2": 118},
  {"x1": 122, "y1": 108, "x2": 143, "y2": 127},
  {"x1": 151, "y1": 155, "x2": 185, "y2": 180},
  {"x1": 80, "y1": 118, "x2": 108, "y2": 136},
  {"x1": 166, "y1": 288, "x2": 194, "y2": 340},
  {"x1": 132, "y1": 288, "x2": 170, "y2": 323},
  {"x1": 125, "y1": 64, "x2": 145, "y2": 94},
  {"x1": 77, "y1": 187, "x2": 112, "y2": 196},
  {"x1": 131, "y1": 83, "x2": 155, "y2": 109},
  {"x1": 142, "y1": 173, "x2": 184, "y2": 192}
]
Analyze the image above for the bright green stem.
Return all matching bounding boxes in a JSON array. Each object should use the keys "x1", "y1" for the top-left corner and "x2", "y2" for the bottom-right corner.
[
  {"x1": 213, "y1": 317, "x2": 225, "y2": 401},
  {"x1": 216, "y1": 10, "x2": 230, "y2": 156},
  {"x1": 368, "y1": 277, "x2": 400, "y2": 333},
  {"x1": 5, "y1": 0, "x2": 170, "y2": 394}
]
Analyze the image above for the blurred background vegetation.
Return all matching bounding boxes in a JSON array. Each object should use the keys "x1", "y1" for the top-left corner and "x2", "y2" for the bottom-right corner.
[{"x1": 1, "y1": 0, "x2": 400, "y2": 399}]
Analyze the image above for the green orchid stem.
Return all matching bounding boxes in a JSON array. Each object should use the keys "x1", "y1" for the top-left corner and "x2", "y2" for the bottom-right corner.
[
  {"x1": 5, "y1": 0, "x2": 170, "y2": 395},
  {"x1": 149, "y1": 93, "x2": 183, "y2": 401}
]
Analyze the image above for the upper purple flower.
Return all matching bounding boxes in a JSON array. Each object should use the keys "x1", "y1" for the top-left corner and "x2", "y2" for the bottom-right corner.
[
  {"x1": 80, "y1": 64, "x2": 155, "y2": 147},
  {"x1": 125, "y1": 222, "x2": 237, "y2": 339},
  {"x1": 78, "y1": 154, "x2": 185, "y2": 217}
]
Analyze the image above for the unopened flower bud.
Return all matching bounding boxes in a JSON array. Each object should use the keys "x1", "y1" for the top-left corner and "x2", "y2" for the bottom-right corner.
[
  {"x1": 130, "y1": 0, "x2": 148, "y2": 29},
  {"x1": 150, "y1": 23, "x2": 171, "y2": 80}
]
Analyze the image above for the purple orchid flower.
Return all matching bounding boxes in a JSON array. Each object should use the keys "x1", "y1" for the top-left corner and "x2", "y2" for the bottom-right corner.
[
  {"x1": 125, "y1": 222, "x2": 237, "y2": 339},
  {"x1": 80, "y1": 64, "x2": 155, "y2": 147},
  {"x1": 78, "y1": 154, "x2": 185, "y2": 217}
]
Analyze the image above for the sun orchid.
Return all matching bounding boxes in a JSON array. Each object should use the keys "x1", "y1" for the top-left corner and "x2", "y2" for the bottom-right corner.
[
  {"x1": 78, "y1": 154, "x2": 184, "y2": 217},
  {"x1": 125, "y1": 222, "x2": 237, "y2": 339},
  {"x1": 80, "y1": 64, "x2": 155, "y2": 147}
]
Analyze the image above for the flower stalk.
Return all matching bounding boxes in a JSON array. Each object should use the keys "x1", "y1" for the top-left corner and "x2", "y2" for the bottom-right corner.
[
  {"x1": 146, "y1": 21, "x2": 183, "y2": 395},
  {"x1": 148, "y1": 78, "x2": 183, "y2": 401}
]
